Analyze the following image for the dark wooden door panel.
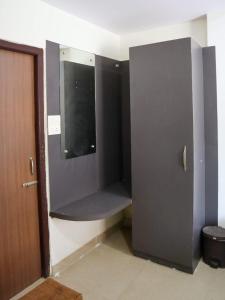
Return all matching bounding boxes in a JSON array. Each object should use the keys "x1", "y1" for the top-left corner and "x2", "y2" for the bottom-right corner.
[{"x1": 0, "y1": 49, "x2": 42, "y2": 300}]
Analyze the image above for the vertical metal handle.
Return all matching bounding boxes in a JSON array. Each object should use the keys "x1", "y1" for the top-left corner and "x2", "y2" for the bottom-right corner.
[
  {"x1": 183, "y1": 146, "x2": 187, "y2": 172},
  {"x1": 29, "y1": 157, "x2": 34, "y2": 175}
]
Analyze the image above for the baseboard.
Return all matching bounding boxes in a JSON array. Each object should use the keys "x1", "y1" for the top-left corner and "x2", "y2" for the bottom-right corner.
[
  {"x1": 52, "y1": 222, "x2": 122, "y2": 276},
  {"x1": 133, "y1": 250, "x2": 196, "y2": 274}
]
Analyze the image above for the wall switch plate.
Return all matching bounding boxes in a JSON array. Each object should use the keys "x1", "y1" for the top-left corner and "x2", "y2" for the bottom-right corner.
[{"x1": 48, "y1": 115, "x2": 61, "y2": 135}]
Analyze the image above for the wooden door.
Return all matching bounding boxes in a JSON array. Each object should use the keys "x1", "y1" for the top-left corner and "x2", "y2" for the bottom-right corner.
[
  {"x1": 0, "y1": 49, "x2": 42, "y2": 299},
  {"x1": 130, "y1": 39, "x2": 195, "y2": 270}
]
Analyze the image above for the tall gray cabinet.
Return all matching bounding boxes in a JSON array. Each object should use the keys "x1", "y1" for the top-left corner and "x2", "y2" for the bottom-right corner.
[{"x1": 130, "y1": 38, "x2": 205, "y2": 273}]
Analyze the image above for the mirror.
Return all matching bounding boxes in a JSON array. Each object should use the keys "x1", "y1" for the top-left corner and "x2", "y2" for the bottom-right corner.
[{"x1": 60, "y1": 45, "x2": 96, "y2": 159}]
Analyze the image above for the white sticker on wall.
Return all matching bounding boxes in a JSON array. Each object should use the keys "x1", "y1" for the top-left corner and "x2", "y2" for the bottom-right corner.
[{"x1": 48, "y1": 115, "x2": 61, "y2": 135}]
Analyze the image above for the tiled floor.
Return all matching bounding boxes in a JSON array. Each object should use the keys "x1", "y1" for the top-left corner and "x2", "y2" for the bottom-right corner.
[{"x1": 54, "y1": 228, "x2": 225, "y2": 300}]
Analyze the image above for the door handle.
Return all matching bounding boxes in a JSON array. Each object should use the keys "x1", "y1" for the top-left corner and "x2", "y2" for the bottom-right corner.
[
  {"x1": 183, "y1": 146, "x2": 187, "y2": 172},
  {"x1": 29, "y1": 157, "x2": 34, "y2": 175},
  {"x1": 22, "y1": 180, "x2": 38, "y2": 188}
]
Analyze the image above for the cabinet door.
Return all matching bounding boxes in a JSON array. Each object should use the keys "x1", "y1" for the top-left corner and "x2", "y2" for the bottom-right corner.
[{"x1": 130, "y1": 38, "x2": 194, "y2": 269}]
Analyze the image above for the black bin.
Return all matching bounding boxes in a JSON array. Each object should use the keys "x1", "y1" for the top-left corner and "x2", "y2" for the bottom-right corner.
[{"x1": 202, "y1": 226, "x2": 225, "y2": 268}]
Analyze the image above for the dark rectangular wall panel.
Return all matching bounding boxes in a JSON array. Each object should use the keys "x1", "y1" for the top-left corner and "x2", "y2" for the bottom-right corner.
[
  {"x1": 46, "y1": 41, "x2": 98, "y2": 210},
  {"x1": 46, "y1": 41, "x2": 60, "y2": 115},
  {"x1": 203, "y1": 46, "x2": 218, "y2": 226},
  {"x1": 95, "y1": 56, "x2": 122, "y2": 189},
  {"x1": 121, "y1": 61, "x2": 131, "y2": 195}
]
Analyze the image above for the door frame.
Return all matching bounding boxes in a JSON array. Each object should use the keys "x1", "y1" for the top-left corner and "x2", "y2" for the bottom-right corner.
[{"x1": 0, "y1": 39, "x2": 50, "y2": 277}]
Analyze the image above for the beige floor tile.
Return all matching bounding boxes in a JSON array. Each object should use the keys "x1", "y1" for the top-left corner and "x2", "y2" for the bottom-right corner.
[
  {"x1": 119, "y1": 258, "x2": 225, "y2": 300},
  {"x1": 14, "y1": 229, "x2": 225, "y2": 300},
  {"x1": 55, "y1": 239, "x2": 146, "y2": 299},
  {"x1": 93, "y1": 252, "x2": 146, "y2": 299},
  {"x1": 54, "y1": 264, "x2": 95, "y2": 295},
  {"x1": 84, "y1": 288, "x2": 112, "y2": 300},
  {"x1": 56, "y1": 228, "x2": 225, "y2": 300}
]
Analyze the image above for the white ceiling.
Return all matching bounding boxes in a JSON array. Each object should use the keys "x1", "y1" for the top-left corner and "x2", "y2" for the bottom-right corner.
[{"x1": 43, "y1": 0, "x2": 225, "y2": 34}]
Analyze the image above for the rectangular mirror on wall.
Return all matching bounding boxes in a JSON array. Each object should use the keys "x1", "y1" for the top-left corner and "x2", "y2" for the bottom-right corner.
[{"x1": 60, "y1": 46, "x2": 96, "y2": 159}]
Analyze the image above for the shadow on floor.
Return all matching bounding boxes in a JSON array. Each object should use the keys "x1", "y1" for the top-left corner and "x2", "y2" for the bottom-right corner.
[{"x1": 104, "y1": 226, "x2": 133, "y2": 255}]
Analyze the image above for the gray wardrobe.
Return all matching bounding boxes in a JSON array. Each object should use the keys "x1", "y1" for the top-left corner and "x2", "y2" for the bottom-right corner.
[{"x1": 130, "y1": 38, "x2": 206, "y2": 273}]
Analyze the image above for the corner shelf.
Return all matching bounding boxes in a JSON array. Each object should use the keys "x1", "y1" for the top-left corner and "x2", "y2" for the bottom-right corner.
[{"x1": 49, "y1": 182, "x2": 132, "y2": 221}]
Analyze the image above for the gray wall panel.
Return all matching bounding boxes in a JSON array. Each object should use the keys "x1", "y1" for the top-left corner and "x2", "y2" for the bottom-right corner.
[
  {"x1": 121, "y1": 61, "x2": 131, "y2": 194},
  {"x1": 203, "y1": 46, "x2": 218, "y2": 226},
  {"x1": 48, "y1": 135, "x2": 98, "y2": 210},
  {"x1": 46, "y1": 41, "x2": 98, "y2": 210},
  {"x1": 95, "y1": 56, "x2": 122, "y2": 189},
  {"x1": 46, "y1": 42, "x2": 124, "y2": 210},
  {"x1": 46, "y1": 41, "x2": 60, "y2": 115}
]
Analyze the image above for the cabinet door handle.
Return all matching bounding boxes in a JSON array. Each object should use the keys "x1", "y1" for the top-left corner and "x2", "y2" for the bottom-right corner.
[
  {"x1": 29, "y1": 157, "x2": 34, "y2": 175},
  {"x1": 183, "y1": 146, "x2": 187, "y2": 172}
]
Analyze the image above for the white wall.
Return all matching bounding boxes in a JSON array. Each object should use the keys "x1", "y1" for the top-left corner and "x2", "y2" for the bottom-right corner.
[
  {"x1": 0, "y1": 0, "x2": 121, "y2": 267},
  {"x1": 120, "y1": 17, "x2": 207, "y2": 60},
  {"x1": 0, "y1": 0, "x2": 120, "y2": 58},
  {"x1": 49, "y1": 213, "x2": 123, "y2": 265},
  {"x1": 207, "y1": 11, "x2": 225, "y2": 227}
]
